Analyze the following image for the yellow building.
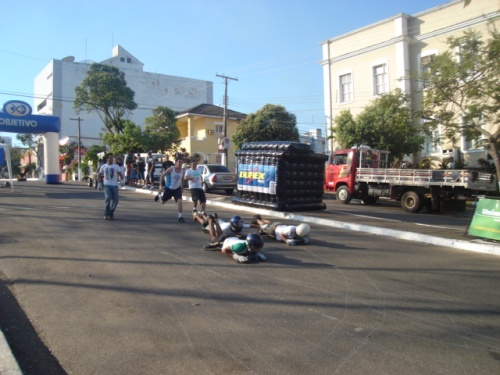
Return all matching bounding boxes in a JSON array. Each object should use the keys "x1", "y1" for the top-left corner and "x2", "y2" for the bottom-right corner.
[
  {"x1": 175, "y1": 104, "x2": 246, "y2": 171},
  {"x1": 321, "y1": 0, "x2": 499, "y2": 167}
]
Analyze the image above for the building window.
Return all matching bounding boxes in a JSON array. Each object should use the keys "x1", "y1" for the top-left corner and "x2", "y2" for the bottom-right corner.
[
  {"x1": 424, "y1": 128, "x2": 442, "y2": 155},
  {"x1": 37, "y1": 100, "x2": 47, "y2": 111},
  {"x1": 420, "y1": 54, "x2": 436, "y2": 89},
  {"x1": 339, "y1": 73, "x2": 352, "y2": 103},
  {"x1": 127, "y1": 58, "x2": 131, "y2": 63},
  {"x1": 373, "y1": 64, "x2": 388, "y2": 95},
  {"x1": 120, "y1": 57, "x2": 125, "y2": 62},
  {"x1": 462, "y1": 117, "x2": 485, "y2": 151},
  {"x1": 215, "y1": 124, "x2": 223, "y2": 136}
]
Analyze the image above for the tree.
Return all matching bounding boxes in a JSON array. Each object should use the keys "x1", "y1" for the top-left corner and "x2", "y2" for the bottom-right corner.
[
  {"x1": 83, "y1": 145, "x2": 107, "y2": 169},
  {"x1": 232, "y1": 104, "x2": 299, "y2": 150},
  {"x1": 16, "y1": 133, "x2": 44, "y2": 177},
  {"x1": 60, "y1": 141, "x2": 78, "y2": 167},
  {"x1": 9, "y1": 147, "x2": 24, "y2": 177},
  {"x1": 333, "y1": 110, "x2": 358, "y2": 150},
  {"x1": 420, "y1": 28, "x2": 500, "y2": 187},
  {"x1": 74, "y1": 63, "x2": 137, "y2": 134},
  {"x1": 101, "y1": 120, "x2": 144, "y2": 156},
  {"x1": 333, "y1": 90, "x2": 424, "y2": 163},
  {"x1": 143, "y1": 106, "x2": 181, "y2": 154}
]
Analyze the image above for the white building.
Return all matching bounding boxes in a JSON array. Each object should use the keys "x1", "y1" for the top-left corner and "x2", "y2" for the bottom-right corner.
[
  {"x1": 299, "y1": 129, "x2": 325, "y2": 154},
  {"x1": 34, "y1": 45, "x2": 213, "y2": 146}
]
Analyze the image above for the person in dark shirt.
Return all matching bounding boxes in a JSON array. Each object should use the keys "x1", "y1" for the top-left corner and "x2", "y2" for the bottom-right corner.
[
  {"x1": 137, "y1": 156, "x2": 146, "y2": 187},
  {"x1": 147, "y1": 153, "x2": 156, "y2": 188},
  {"x1": 162, "y1": 154, "x2": 174, "y2": 171}
]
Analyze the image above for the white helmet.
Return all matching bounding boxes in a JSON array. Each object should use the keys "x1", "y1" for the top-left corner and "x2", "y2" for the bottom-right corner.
[{"x1": 296, "y1": 223, "x2": 310, "y2": 238}]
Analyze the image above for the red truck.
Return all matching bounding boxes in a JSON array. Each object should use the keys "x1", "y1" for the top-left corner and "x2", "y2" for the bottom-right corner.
[{"x1": 324, "y1": 145, "x2": 498, "y2": 213}]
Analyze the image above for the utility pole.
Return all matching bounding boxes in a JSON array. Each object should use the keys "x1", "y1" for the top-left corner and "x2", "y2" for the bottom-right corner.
[
  {"x1": 70, "y1": 117, "x2": 84, "y2": 181},
  {"x1": 216, "y1": 73, "x2": 238, "y2": 167}
]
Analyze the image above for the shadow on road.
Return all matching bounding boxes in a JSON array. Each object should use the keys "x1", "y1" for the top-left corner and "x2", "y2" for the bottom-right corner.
[{"x1": 0, "y1": 273, "x2": 67, "y2": 375}]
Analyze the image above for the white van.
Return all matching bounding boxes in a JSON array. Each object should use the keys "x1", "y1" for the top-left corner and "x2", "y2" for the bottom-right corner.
[{"x1": 139, "y1": 153, "x2": 165, "y2": 187}]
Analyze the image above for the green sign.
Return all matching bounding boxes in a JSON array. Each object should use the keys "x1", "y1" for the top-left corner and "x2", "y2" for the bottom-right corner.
[{"x1": 467, "y1": 197, "x2": 500, "y2": 241}]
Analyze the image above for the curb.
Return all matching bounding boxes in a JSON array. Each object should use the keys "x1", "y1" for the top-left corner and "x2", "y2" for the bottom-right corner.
[{"x1": 0, "y1": 329, "x2": 22, "y2": 375}]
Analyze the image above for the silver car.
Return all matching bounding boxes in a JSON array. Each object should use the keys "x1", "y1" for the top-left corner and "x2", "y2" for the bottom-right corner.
[{"x1": 197, "y1": 164, "x2": 237, "y2": 195}]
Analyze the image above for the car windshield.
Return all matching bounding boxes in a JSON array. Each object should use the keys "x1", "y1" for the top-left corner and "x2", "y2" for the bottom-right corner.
[{"x1": 207, "y1": 165, "x2": 230, "y2": 173}]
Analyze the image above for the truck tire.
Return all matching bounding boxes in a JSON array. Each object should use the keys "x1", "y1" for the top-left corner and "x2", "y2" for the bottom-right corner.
[
  {"x1": 401, "y1": 191, "x2": 424, "y2": 213},
  {"x1": 336, "y1": 186, "x2": 352, "y2": 204}
]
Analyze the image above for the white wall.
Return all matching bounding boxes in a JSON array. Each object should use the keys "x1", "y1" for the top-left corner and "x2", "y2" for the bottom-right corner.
[{"x1": 34, "y1": 47, "x2": 213, "y2": 147}]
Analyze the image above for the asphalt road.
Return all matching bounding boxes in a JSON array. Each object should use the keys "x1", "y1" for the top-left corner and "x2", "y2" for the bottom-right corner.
[{"x1": 1, "y1": 182, "x2": 499, "y2": 375}]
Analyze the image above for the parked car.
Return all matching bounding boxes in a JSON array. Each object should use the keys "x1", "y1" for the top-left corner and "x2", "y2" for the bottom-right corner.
[{"x1": 197, "y1": 164, "x2": 237, "y2": 195}]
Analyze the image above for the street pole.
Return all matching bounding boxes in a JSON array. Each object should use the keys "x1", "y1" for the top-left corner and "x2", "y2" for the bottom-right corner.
[
  {"x1": 216, "y1": 73, "x2": 238, "y2": 167},
  {"x1": 70, "y1": 117, "x2": 84, "y2": 181}
]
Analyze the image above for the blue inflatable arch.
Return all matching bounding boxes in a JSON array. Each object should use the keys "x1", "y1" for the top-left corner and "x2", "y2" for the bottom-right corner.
[{"x1": 0, "y1": 100, "x2": 61, "y2": 184}]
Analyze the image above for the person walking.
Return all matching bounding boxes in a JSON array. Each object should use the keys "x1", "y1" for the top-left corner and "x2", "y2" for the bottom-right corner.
[
  {"x1": 98, "y1": 154, "x2": 123, "y2": 220},
  {"x1": 183, "y1": 160, "x2": 206, "y2": 216},
  {"x1": 157, "y1": 158, "x2": 186, "y2": 223}
]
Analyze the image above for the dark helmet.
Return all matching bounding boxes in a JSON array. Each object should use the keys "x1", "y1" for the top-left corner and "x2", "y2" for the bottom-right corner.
[
  {"x1": 229, "y1": 215, "x2": 243, "y2": 232},
  {"x1": 246, "y1": 233, "x2": 264, "y2": 253}
]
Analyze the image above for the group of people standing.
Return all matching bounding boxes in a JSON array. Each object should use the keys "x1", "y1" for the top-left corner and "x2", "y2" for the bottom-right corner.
[
  {"x1": 98, "y1": 153, "x2": 312, "y2": 263},
  {"x1": 124, "y1": 151, "x2": 165, "y2": 188}
]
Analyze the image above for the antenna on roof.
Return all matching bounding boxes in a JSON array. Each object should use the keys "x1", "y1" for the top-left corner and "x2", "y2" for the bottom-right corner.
[{"x1": 62, "y1": 56, "x2": 75, "y2": 62}]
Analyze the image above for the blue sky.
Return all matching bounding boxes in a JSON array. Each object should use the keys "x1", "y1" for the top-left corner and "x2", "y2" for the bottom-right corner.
[{"x1": 1, "y1": 0, "x2": 451, "y2": 145}]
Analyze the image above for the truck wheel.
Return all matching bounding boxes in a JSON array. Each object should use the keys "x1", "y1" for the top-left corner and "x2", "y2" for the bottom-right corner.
[
  {"x1": 336, "y1": 186, "x2": 352, "y2": 204},
  {"x1": 401, "y1": 191, "x2": 424, "y2": 213},
  {"x1": 225, "y1": 189, "x2": 234, "y2": 195}
]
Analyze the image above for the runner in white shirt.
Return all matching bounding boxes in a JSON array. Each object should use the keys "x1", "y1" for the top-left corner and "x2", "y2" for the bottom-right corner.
[
  {"x1": 98, "y1": 154, "x2": 124, "y2": 220},
  {"x1": 157, "y1": 158, "x2": 185, "y2": 223},
  {"x1": 183, "y1": 160, "x2": 207, "y2": 216}
]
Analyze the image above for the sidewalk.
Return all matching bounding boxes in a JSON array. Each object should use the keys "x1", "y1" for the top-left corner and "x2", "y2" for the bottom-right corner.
[{"x1": 0, "y1": 330, "x2": 22, "y2": 375}]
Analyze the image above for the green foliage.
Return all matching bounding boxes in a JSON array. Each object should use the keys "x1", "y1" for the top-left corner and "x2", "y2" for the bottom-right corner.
[
  {"x1": 16, "y1": 133, "x2": 43, "y2": 165},
  {"x1": 101, "y1": 120, "x2": 144, "y2": 155},
  {"x1": 83, "y1": 145, "x2": 107, "y2": 168},
  {"x1": 8, "y1": 147, "x2": 24, "y2": 176},
  {"x1": 232, "y1": 104, "x2": 299, "y2": 150},
  {"x1": 81, "y1": 162, "x2": 90, "y2": 176},
  {"x1": 143, "y1": 106, "x2": 181, "y2": 154},
  {"x1": 420, "y1": 28, "x2": 500, "y2": 187},
  {"x1": 74, "y1": 63, "x2": 137, "y2": 134},
  {"x1": 333, "y1": 90, "x2": 424, "y2": 162},
  {"x1": 418, "y1": 156, "x2": 434, "y2": 169},
  {"x1": 60, "y1": 141, "x2": 78, "y2": 166}
]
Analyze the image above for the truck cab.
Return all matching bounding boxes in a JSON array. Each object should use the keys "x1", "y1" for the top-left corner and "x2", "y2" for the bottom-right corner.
[{"x1": 324, "y1": 145, "x2": 389, "y2": 204}]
